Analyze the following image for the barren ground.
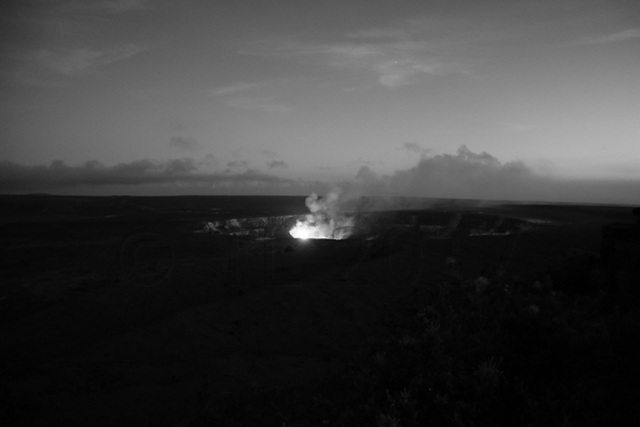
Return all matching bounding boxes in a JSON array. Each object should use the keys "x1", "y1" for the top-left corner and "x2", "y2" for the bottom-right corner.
[{"x1": 0, "y1": 195, "x2": 635, "y2": 426}]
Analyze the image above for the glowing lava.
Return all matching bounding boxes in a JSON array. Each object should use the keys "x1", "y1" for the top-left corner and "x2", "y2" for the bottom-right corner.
[
  {"x1": 290, "y1": 224, "x2": 313, "y2": 239},
  {"x1": 288, "y1": 191, "x2": 354, "y2": 240},
  {"x1": 289, "y1": 215, "x2": 347, "y2": 240},
  {"x1": 289, "y1": 216, "x2": 354, "y2": 239},
  {"x1": 289, "y1": 218, "x2": 324, "y2": 239}
]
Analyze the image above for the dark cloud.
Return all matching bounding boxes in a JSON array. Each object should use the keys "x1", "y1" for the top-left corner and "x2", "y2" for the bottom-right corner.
[
  {"x1": 2, "y1": 148, "x2": 638, "y2": 203},
  {"x1": 169, "y1": 136, "x2": 199, "y2": 151},
  {"x1": 402, "y1": 142, "x2": 426, "y2": 153},
  {"x1": 226, "y1": 160, "x2": 249, "y2": 170},
  {"x1": 386, "y1": 145, "x2": 534, "y2": 200},
  {"x1": 350, "y1": 146, "x2": 640, "y2": 204},
  {"x1": 203, "y1": 153, "x2": 218, "y2": 168},
  {"x1": 0, "y1": 158, "x2": 295, "y2": 193},
  {"x1": 354, "y1": 165, "x2": 386, "y2": 196},
  {"x1": 355, "y1": 165, "x2": 378, "y2": 183},
  {"x1": 267, "y1": 160, "x2": 288, "y2": 169}
]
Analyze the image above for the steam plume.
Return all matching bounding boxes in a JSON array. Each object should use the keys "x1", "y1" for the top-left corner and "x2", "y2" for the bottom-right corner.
[{"x1": 289, "y1": 189, "x2": 354, "y2": 239}]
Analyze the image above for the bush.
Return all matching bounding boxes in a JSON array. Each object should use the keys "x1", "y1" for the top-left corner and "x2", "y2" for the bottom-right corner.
[{"x1": 196, "y1": 255, "x2": 640, "y2": 426}]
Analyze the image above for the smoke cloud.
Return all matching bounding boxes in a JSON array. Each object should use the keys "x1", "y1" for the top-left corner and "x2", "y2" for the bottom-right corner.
[{"x1": 289, "y1": 189, "x2": 355, "y2": 239}]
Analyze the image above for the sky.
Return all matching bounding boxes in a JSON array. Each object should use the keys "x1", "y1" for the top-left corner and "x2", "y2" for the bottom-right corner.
[{"x1": 1, "y1": 0, "x2": 639, "y2": 204}]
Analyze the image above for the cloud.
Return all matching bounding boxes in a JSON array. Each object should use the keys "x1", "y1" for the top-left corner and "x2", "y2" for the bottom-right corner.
[
  {"x1": 345, "y1": 146, "x2": 640, "y2": 205},
  {"x1": 347, "y1": 28, "x2": 412, "y2": 40},
  {"x1": 402, "y1": 142, "x2": 431, "y2": 154},
  {"x1": 355, "y1": 164, "x2": 377, "y2": 180},
  {"x1": 3, "y1": 43, "x2": 147, "y2": 86},
  {"x1": 243, "y1": 26, "x2": 456, "y2": 88},
  {"x1": 209, "y1": 82, "x2": 261, "y2": 96},
  {"x1": 0, "y1": 0, "x2": 149, "y2": 85},
  {"x1": 348, "y1": 145, "x2": 536, "y2": 201},
  {"x1": 292, "y1": 40, "x2": 443, "y2": 87},
  {"x1": 34, "y1": 44, "x2": 146, "y2": 76},
  {"x1": 209, "y1": 81, "x2": 290, "y2": 112},
  {"x1": 348, "y1": 158, "x2": 375, "y2": 166},
  {"x1": 3, "y1": 151, "x2": 638, "y2": 203},
  {"x1": 224, "y1": 96, "x2": 290, "y2": 113},
  {"x1": 387, "y1": 146, "x2": 534, "y2": 198},
  {"x1": 577, "y1": 28, "x2": 640, "y2": 45},
  {"x1": 169, "y1": 135, "x2": 199, "y2": 151},
  {"x1": 376, "y1": 58, "x2": 443, "y2": 87},
  {"x1": 226, "y1": 160, "x2": 249, "y2": 170},
  {"x1": 0, "y1": 158, "x2": 296, "y2": 193},
  {"x1": 268, "y1": 160, "x2": 288, "y2": 169}
]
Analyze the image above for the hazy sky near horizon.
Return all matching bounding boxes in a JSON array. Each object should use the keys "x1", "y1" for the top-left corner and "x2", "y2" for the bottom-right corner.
[{"x1": 1, "y1": 0, "x2": 639, "y2": 203}]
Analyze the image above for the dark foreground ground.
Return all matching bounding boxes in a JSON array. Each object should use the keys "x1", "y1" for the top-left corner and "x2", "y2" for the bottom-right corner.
[{"x1": 1, "y1": 195, "x2": 639, "y2": 426}]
